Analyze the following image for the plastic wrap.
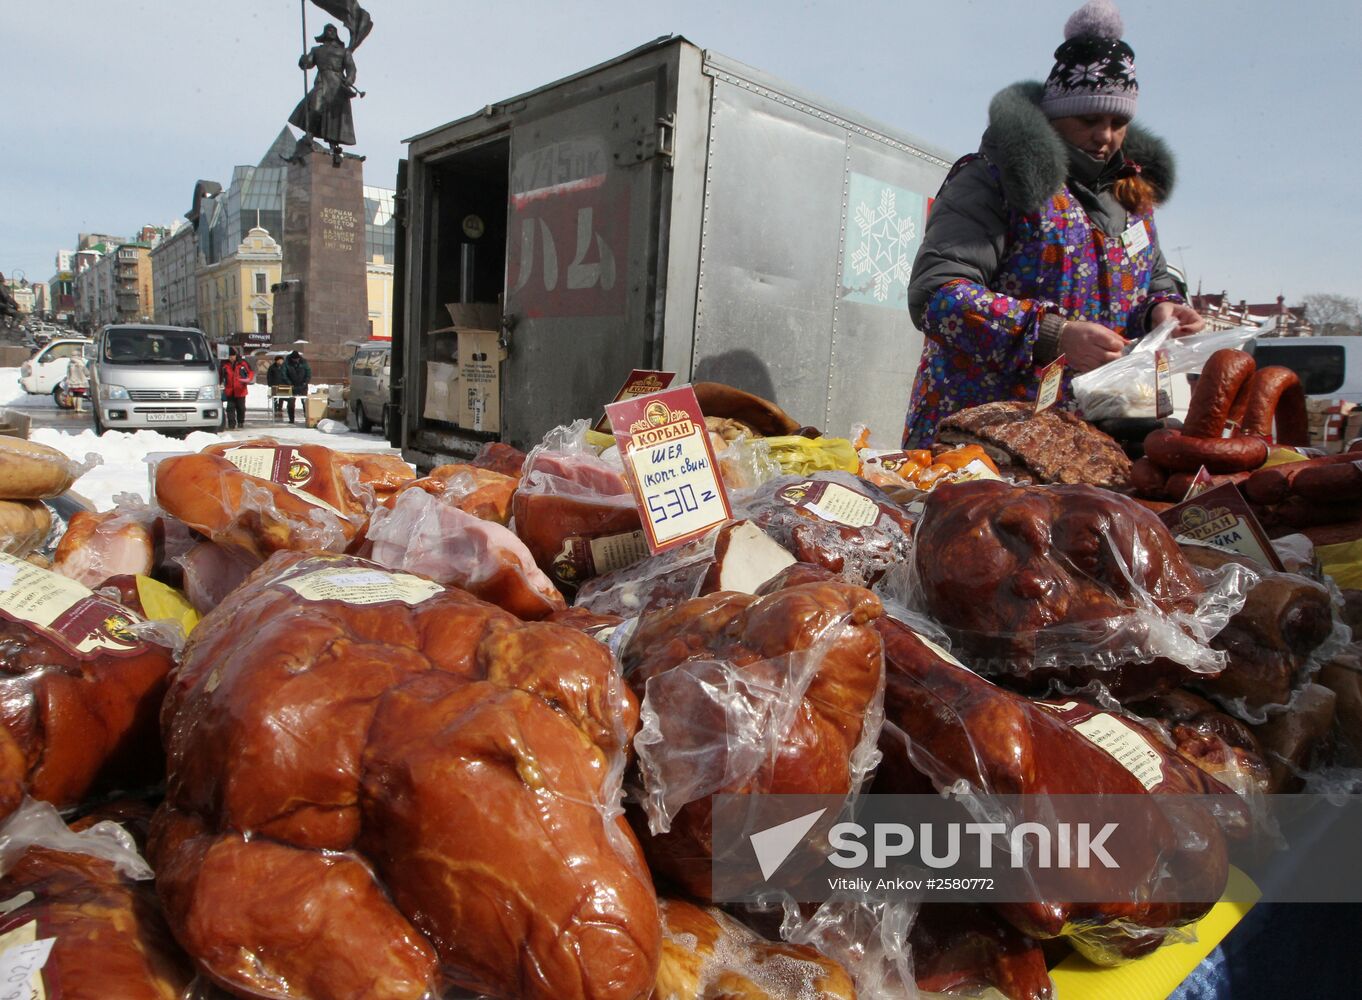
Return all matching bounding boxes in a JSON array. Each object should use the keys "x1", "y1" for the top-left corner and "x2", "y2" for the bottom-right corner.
[
  {"x1": 762, "y1": 435, "x2": 860, "y2": 476},
  {"x1": 384, "y1": 462, "x2": 517, "y2": 524},
  {"x1": 0, "y1": 552, "x2": 176, "y2": 823},
  {"x1": 175, "y1": 541, "x2": 264, "y2": 616},
  {"x1": 363, "y1": 487, "x2": 566, "y2": 620},
  {"x1": 0, "y1": 798, "x2": 197, "y2": 999},
  {"x1": 0, "y1": 499, "x2": 54, "y2": 558},
  {"x1": 155, "y1": 550, "x2": 658, "y2": 1000},
  {"x1": 1072, "y1": 321, "x2": 1258, "y2": 421},
  {"x1": 900, "y1": 480, "x2": 1253, "y2": 700},
  {"x1": 0, "y1": 436, "x2": 100, "y2": 501},
  {"x1": 621, "y1": 580, "x2": 885, "y2": 899},
  {"x1": 470, "y1": 441, "x2": 528, "y2": 478},
  {"x1": 874, "y1": 615, "x2": 1241, "y2": 964},
  {"x1": 908, "y1": 904, "x2": 1054, "y2": 1000},
  {"x1": 779, "y1": 894, "x2": 917, "y2": 1000},
  {"x1": 154, "y1": 451, "x2": 354, "y2": 558},
  {"x1": 511, "y1": 420, "x2": 648, "y2": 595},
  {"x1": 859, "y1": 445, "x2": 1000, "y2": 498},
  {"x1": 652, "y1": 897, "x2": 856, "y2": 1000},
  {"x1": 714, "y1": 433, "x2": 785, "y2": 491},
  {"x1": 732, "y1": 472, "x2": 916, "y2": 587},
  {"x1": 51, "y1": 495, "x2": 158, "y2": 589},
  {"x1": 574, "y1": 519, "x2": 796, "y2": 617}
]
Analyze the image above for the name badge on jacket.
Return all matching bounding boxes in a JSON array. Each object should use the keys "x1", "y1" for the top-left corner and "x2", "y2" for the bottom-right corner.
[{"x1": 1121, "y1": 220, "x2": 1151, "y2": 258}]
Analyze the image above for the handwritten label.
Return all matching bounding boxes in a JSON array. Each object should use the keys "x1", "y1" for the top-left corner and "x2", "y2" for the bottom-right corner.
[
  {"x1": 1154, "y1": 348, "x2": 1173, "y2": 418},
  {"x1": 1158, "y1": 482, "x2": 1285, "y2": 571},
  {"x1": 0, "y1": 921, "x2": 52, "y2": 1000},
  {"x1": 281, "y1": 566, "x2": 444, "y2": 607},
  {"x1": 606, "y1": 386, "x2": 732, "y2": 553},
  {"x1": 594, "y1": 370, "x2": 676, "y2": 433},
  {"x1": 1034, "y1": 355, "x2": 1066, "y2": 413}
]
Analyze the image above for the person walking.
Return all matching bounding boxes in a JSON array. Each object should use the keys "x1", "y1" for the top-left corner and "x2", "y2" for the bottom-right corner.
[
  {"x1": 220, "y1": 349, "x2": 254, "y2": 430},
  {"x1": 266, "y1": 356, "x2": 288, "y2": 421},
  {"x1": 282, "y1": 349, "x2": 312, "y2": 424},
  {"x1": 901, "y1": 0, "x2": 1203, "y2": 446}
]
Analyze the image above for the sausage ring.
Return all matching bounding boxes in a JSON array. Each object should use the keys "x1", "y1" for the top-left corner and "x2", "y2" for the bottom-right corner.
[
  {"x1": 1183, "y1": 350, "x2": 1257, "y2": 438},
  {"x1": 1144, "y1": 428, "x2": 1268, "y2": 474},
  {"x1": 1240, "y1": 367, "x2": 1309, "y2": 446}
]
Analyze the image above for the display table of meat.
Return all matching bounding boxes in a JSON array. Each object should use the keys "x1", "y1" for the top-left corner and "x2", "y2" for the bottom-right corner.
[{"x1": 152, "y1": 552, "x2": 660, "y2": 1000}]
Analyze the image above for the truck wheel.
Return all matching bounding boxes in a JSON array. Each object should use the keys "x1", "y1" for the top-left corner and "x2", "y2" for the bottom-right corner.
[{"x1": 355, "y1": 402, "x2": 373, "y2": 433}]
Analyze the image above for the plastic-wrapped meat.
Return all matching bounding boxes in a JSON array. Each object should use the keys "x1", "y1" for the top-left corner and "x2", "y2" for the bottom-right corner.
[
  {"x1": 472, "y1": 440, "x2": 528, "y2": 478},
  {"x1": 363, "y1": 487, "x2": 566, "y2": 620},
  {"x1": 910, "y1": 480, "x2": 1246, "y2": 700},
  {"x1": 622, "y1": 581, "x2": 883, "y2": 899},
  {"x1": 1130, "y1": 689, "x2": 1271, "y2": 796},
  {"x1": 731, "y1": 472, "x2": 914, "y2": 587},
  {"x1": 875, "y1": 616, "x2": 1238, "y2": 964},
  {"x1": 176, "y1": 541, "x2": 264, "y2": 616},
  {"x1": 154, "y1": 551, "x2": 659, "y2": 1000},
  {"x1": 909, "y1": 905, "x2": 1053, "y2": 1000},
  {"x1": 1251, "y1": 682, "x2": 1337, "y2": 792},
  {"x1": 652, "y1": 897, "x2": 855, "y2": 1000},
  {"x1": 0, "y1": 800, "x2": 195, "y2": 1000},
  {"x1": 52, "y1": 508, "x2": 155, "y2": 589},
  {"x1": 512, "y1": 426, "x2": 647, "y2": 594},
  {"x1": 0, "y1": 553, "x2": 176, "y2": 823},
  {"x1": 575, "y1": 520, "x2": 796, "y2": 617},
  {"x1": 385, "y1": 462, "x2": 518, "y2": 524},
  {"x1": 154, "y1": 452, "x2": 355, "y2": 558},
  {"x1": 1179, "y1": 544, "x2": 1334, "y2": 711}
]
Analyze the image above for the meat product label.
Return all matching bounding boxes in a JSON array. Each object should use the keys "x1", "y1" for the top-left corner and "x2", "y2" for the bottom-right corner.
[
  {"x1": 0, "y1": 553, "x2": 147, "y2": 660},
  {"x1": 221, "y1": 446, "x2": 346, "y2": 517},
  {"x1": 1036, "y1": 701, "x2": 1165, "y2": 791},
  {"x1": 0, "y1": 920, "x2": 53, "y2": 1000},
  {"x1": 279, "y1": 566, "x2": 443, "y2": 607},
  {"x1": 779, "y1": 481, "x2": 879, "y2": 528},
  {"x1": 552, "y1": 530, "x2": 650, "y2": 585}
]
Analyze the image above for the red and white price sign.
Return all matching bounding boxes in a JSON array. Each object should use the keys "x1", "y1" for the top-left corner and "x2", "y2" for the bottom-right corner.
[
  {"x1": 605, "y1": 385, "x2": 732, "y2": 553},
  {"x1": 1035, "y1": 354, "x2": 1067, "y2": 413}
]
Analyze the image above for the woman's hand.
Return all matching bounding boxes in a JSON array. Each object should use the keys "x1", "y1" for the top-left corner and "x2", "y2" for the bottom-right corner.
[
  {"x1": 1150, "y1": 301, "x2": 1205, "y2": 336},
  {"x1": 1059, "y1": 320, "x2": 1128, "y2": 373}
]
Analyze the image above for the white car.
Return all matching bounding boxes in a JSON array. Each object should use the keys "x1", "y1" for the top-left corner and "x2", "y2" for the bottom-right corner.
[{"x1": 19, "y1": 339, "x2": 93, "y2": 396}]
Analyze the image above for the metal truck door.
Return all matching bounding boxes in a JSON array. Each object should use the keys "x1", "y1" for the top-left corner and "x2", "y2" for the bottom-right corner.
[{"x1": 502, "y1": 54, "x2": 675, "y2": 447}]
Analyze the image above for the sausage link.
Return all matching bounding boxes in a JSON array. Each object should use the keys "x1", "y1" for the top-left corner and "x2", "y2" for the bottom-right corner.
[
  {"x1": 1144, "y1": 428, "x2": 1268, "y2": 474},
  {"x1": 1240, "y1": 367, "x2": 1309, "y2": 446},
  {"x1": 1291, "y1": 459, "x2": 1362, "y2": 502},
  {"x1": 1183, "y1": 349, "x2": 1257, "y2": 438},
  {"x1": 1244, "y1": 452, "x2": 1362, "y2": 505},
  {"x1": 1129, "y1": 457, "x2": 1168, "y2": 498},
  {"x1": 1164, "y1": 470, "x2": 1251, "y2": 501},
  {"x1": 1272, "y1": 495, "x2": 1362, "y2": 529}
]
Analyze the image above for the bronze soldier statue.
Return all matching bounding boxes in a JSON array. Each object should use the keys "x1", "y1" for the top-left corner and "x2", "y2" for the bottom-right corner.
[{"x1": 288, "y1": 23, "x2": 358, "y2": 164}]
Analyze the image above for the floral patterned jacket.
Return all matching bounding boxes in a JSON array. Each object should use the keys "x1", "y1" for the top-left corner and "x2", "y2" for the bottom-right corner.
[{"x1": 902, "y1": 83, "x2": 1184, "y2": 446}]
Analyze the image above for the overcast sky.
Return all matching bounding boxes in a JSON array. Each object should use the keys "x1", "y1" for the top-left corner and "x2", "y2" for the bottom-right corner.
[{"x1": 4, "y1": 0, "x2": 1358, "y2": 305}]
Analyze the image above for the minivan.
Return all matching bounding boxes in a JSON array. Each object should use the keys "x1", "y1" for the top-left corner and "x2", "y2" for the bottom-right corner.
[
  {"x1": 89, "y1": 324, "x2": 222, "y2": 434},
  {"x1": 346, "y1": 341, "x2": 391, "y2": 434},
  {"x1": 1248, "y1": 336, "x2": 1362, "y2": 404}
]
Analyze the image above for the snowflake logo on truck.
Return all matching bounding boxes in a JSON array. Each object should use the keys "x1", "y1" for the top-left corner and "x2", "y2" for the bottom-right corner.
[{"x1": 842, "y1": 174, "x2": 924, "y2": 310}]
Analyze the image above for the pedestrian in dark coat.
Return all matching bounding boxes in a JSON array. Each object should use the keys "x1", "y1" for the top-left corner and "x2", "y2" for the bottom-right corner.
[{"x1": 282, "y1": 350, "x2": 312, "y2": 424}]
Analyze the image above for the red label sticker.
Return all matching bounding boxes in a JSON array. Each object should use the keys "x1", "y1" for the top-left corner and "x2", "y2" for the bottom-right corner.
[
  {"x1": 594, "y1": 370, "x2": 676, "y2": 433},
  {"x1": 1035, "y1": 355, "x2": 1066, "y2": 413},
  {"x1": 606, "y1": 385, "x2": 732, "y2": 554}
]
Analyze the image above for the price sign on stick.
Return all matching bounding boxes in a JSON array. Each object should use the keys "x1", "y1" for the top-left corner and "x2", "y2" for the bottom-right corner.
[
  {"x1": 606, "y1": 385, "x2": 732, "y2": 553},
  {"x1": 1154, "y1": 349, "x2": 1174, "y2": 418},
  {"x1": 594, "y1": 370, "x2": 676, "y2": 433},
  {"x1": 1035, "y1": 355, "x2": 1066, "y2": 413}
]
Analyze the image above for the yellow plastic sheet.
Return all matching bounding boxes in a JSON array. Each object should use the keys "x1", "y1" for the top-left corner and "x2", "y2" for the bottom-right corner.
[
  {"x1": 763, "y1": 436, "x2": 859, "y2": 476},
  {"x1": 1049, "y1": 866, "x2": 1261, "y2": 999},
  {"x1": 135, "y1": 574, "x2": 200, "y2": 636}
]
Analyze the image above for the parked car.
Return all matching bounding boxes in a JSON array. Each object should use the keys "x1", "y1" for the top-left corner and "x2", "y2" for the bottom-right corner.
[
  {"x1": 88, "y1": 324, "x2": 223, "y2": 434},
  {"x1": 19, "y1": 338, "x2": 92, "y2": 395},
  {"x1": 346, "y1": 340, "x2": 391, "y2": 433},
  {"x1": 1248, "y1": 336, "x2": 1362, "y2": 403}
]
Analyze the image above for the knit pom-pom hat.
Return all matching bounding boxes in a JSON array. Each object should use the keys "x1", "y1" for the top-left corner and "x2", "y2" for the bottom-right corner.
[{"x1": 1040, "y1": 0, "x2": 1138, "y2": 120}]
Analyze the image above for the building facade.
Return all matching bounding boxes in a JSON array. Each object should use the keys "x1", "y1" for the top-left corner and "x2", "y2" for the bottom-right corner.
[
  {"x1": 196, "y1": 226, "x2": 282, "y2": 348},
  {"x1": 151, "y1": 223, "x2": 200, "y2": 327},
  {"x1": 1191, "y1": 292, "x2": 1312, "y2": 337},
  {"x1": 48, "y1": 249, "x2": 76, "y2": 322}
]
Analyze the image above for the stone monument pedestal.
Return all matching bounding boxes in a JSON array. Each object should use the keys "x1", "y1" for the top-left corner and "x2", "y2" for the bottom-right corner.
[{"x1": 272, "y1": 141, "x2": 368, "y2": 382}]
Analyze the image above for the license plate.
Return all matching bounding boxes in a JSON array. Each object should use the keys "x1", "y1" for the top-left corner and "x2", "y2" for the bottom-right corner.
[{"x1": 144, "y1": 412, "x2": 188, "y2": 422}]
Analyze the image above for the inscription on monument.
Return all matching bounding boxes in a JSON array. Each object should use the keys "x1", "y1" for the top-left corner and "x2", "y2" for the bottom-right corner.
[{"x1": 321, "y1": 207, "x2": 358, "y2": 252}]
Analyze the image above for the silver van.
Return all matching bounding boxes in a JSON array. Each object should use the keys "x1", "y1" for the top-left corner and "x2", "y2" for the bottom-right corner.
[
  {"x1": 346, "y1": 341, "x2": 391, "y2": 434},
  {"x1": 1249, "y1": 336, "x2": 1362, "y2": 404},
  {"x1": 89, "y1": 324, "x2": 222, "y2": 434}
]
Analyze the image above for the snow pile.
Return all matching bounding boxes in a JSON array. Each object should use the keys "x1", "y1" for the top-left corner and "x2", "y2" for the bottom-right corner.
[{"x1": 0, "y1": 367, "x2": 56, "y2": 410}]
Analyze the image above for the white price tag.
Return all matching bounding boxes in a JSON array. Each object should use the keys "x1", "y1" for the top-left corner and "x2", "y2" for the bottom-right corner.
[
  {"x1": 0, "y1": 934, "x2": 54, "y2": 1000},
  {"x1": 1121, "y1": 220, "x2": 1151, "y2": 257}
]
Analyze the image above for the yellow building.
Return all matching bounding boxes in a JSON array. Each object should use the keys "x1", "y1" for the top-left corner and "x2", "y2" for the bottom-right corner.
[
  {"x1": 196, "y1": 226, "x2": 282, "y2": 347},
  {"x1": 366, "y1": 260, "x2": 393, "y2": 340}
]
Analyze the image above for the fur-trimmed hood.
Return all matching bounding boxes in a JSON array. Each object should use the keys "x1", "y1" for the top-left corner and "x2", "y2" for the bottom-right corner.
[{"x1": 980, "y1": 81, "x2": 1175, "y2": 213}]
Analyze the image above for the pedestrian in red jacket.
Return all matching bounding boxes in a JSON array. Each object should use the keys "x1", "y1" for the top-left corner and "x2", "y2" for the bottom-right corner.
[{"x1": 220, "y1": 349, "x2": 254, "y2": 430}]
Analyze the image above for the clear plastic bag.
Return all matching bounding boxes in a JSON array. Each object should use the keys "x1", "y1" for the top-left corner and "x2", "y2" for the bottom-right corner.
[
  {"x1": 779, "y1": 893, "x2": 917, "y2": 1000},
  {"x1": 50, "y1": 492, "x2": 158, "y2": 589},
  {"x1": 511, "y1": 420, "x2": 647, "y2": 595},
  {"x1": 0, "y1": 436, "x2": 100, "y2": 501},
  {"x1": 896, "y1": 479, "x2": 1253, "y2": 700},
  {"x1": 157, "y1": 549, "x2": 659, "y2": 1000},
  {"x1": 362, "y1": 487, "x2": 566, "y2": 620},
  {"x1": 0, "y1": 797, "x2": 152, "y2": 880},
  {"x1": 732, "y1": 472, "x2": 916, "y2": 587},
  {"x1": 574, "y1": 519, "x2": 796, "y2": 617},
  {"x1": 621, "y1": 579, "x2": 885, "y2": 900},
  {"x1": 1072, "y1": 321, "x2": 1259, "y2": 421}
]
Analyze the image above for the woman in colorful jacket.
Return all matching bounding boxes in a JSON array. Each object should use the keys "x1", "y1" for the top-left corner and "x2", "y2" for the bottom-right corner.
[{"x1": 903, "y1": 0, "x2": 1203, "y2": 446}]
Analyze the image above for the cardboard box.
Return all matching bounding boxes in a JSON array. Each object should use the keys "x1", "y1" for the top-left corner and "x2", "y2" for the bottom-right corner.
[
  {"x1": 459, "y1": 329, "x2": 502, "y2": 433},
  {"x1": 304, "y1": 394, "x2": 328, "y2": 429},
  {"x1": 423, "y1": 361, "x2": 460, "y2": 423}
]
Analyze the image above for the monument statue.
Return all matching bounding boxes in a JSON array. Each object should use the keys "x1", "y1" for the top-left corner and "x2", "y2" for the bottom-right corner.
[
  {"x1": 308, "y1": 0, "x2": 373, "y2": 51},
  {"x1": 288, "y1": 22, "x2": 360, "y2": 165}
]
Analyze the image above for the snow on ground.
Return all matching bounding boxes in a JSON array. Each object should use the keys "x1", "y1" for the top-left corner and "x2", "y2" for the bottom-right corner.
[{"x1": 2, "y1": 367, "x2": 407, "y2": 512}]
